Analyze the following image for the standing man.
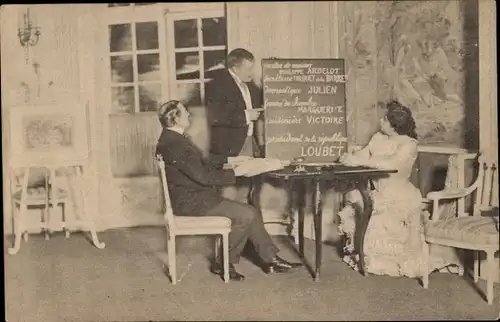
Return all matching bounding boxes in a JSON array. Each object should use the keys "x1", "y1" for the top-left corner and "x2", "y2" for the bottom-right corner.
[{"x1": 206, "y1": 48, "x2": 264, "y2": 204}]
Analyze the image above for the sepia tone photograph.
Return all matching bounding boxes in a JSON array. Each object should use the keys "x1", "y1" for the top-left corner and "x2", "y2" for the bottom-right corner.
[{"x1": 1, "y1": 1, "x2": 498, "y2": 321}]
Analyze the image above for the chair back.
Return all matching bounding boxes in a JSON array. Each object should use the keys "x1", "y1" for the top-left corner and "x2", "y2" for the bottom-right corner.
[
  {"x1": 156, "y1": 154, "x2": 175, "y2": 228},
  {"x1": 474, "y1": 153, "x2": 499, "y2": 215}
]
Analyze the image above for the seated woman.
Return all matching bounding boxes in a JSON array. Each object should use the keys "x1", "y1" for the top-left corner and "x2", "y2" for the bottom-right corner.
[{"x1": 338, "y1": 101, "x2": 451, "y2": 277}]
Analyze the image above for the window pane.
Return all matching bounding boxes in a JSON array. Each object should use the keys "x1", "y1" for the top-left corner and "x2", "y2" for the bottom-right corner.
[
  {"x1": 136, "y1": 22, "x2": 159, "y2": 50},
  {"x1": 110, "y1": 55, "x2": 134, "y2": 83},
  {"x1": 176, "y1": 52, "x2": 200, "y2": 80},
  {"x1": 108, "y1": 3, "x2": 131, "y2": 7},
  {"x1": 111, "y1": 86, "x2": 135, "y2": 113},
  {"x1": 139, "y1": 83, "x2": 161, "y2": 112},
  {"x1": 177, "y1": 83, "x2": 201, "y2": 107},
  {"x1": 137, "y1": 54, "x2": 160, "y2": 81},
  {"x1": 109, "y1": 24, "x2": 132, "y2": 52},
  {"x1": 204, "y1": 50, "x2": 226, "y2": 78},
  {"x1": 202, "y1": 17, "x2": 226, "y2": 47},
  {"x1": 174, "y1": 19, "x2": 198, "y2": 48}
]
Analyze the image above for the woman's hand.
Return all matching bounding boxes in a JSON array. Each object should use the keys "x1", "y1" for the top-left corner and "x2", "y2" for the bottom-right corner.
[
  {"x1": 339, "y1": 152, "x2": 351, "y2": 163},
  {"x1": 340, "y1": 153, "x2": 365, "y2": 166}
]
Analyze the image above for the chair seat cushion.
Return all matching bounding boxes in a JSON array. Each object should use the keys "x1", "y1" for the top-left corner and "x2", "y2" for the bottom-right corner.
[
  {"x1": 425, "y1": 216, "x2": 500, "y2": 245},
  {"x1": 174, "y1": 216, "x2": 231, "y2": 229}
]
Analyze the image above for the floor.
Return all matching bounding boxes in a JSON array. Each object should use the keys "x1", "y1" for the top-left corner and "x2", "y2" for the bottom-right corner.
[{"x1": 4, "y1": 227, "x2": 500, "y2": 321}]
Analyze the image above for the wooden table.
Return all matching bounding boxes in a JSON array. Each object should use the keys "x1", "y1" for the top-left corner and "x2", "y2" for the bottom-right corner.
[{"x1": 257, "y1": 164, "x2": 397, "y2": 281}]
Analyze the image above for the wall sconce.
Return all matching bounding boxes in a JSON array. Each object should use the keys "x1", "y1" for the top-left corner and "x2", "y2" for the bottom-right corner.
[{"x1": 18, "y1": 7, "x2": 41, "y2": 63}]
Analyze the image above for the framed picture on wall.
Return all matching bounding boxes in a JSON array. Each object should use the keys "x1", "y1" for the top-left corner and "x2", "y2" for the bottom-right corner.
[{"x1": 8, "y1": 104, "x2": 90, "y2": 168}]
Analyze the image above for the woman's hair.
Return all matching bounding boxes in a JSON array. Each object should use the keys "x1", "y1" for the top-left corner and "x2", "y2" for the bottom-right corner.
[
  {"x1": 158, "y1": 100, "x2": 181, "y2": 128},
  {"x1": 384, "y1": 100, "x2": 418, "y2": 140}
]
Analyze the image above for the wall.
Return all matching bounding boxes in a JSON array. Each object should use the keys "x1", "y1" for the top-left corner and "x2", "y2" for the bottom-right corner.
[
  {"x1": 2, "y1": 3, "x2": 487, "y2": 241},
  {"x1": 1, "y1": 4, "x2": 86, "y2": 234},
  {"x1": 227, "y1": 1, "x2": 480, "y2": 240}
]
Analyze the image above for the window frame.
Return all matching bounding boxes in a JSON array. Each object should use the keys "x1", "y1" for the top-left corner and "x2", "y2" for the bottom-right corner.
[
  {"x1": 165, "y1": 9, "x2": 227, "y2": 105},
  {"x1": 103, "y1": 5, "x2": 168, "y2": 115}
]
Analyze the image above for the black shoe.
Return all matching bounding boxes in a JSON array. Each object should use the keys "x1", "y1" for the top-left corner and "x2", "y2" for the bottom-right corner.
[
  {"x1": 210, "y1": 263, "x2": 245, "y2": 281},
  {"x1": 263, "y1": 256, "x2": 303, "y2": 274}
]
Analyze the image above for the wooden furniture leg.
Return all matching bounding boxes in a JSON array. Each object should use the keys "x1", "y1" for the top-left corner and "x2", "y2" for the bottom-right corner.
[
  {"x1": 354, "y1": 179, "x2": 374, "y2": 276},
  {"x1": 45, "y1": 168, "x2": 57, "y2": 240},
  {"x1": 486, "y1": 250, "x2": 495, "y2": 305},
  {"x1": 167, "y1": 229, "x2": 177, "y2": 284},
  {"x1": 8, "y1": 168, "x2": 30, "y2": 255},
  {"x1": 297, "y1": 180, "x2": 306, "y2": 259},
  {"x1": 75, "y1": 165, "x2": 105, "y2": 249},
  {"x1": 312, "y1": 179, "x2": 323, "y2": 282},
  {"x1": 222, "y1": 232, "x2": 230, "y2": 283}
]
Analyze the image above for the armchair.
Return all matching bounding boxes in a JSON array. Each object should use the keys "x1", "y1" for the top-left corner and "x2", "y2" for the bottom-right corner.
[{"x1": 422, "y1": 153, "x2": 499, "y2": 304}]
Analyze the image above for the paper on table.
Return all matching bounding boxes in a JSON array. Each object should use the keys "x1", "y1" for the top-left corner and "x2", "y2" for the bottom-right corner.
[
  {"x1": 235, "y1": 158, "x2": 289, "y2": 177},
  {"x1": 227, "y1": 156, "x2": 254, "y2": 165}
]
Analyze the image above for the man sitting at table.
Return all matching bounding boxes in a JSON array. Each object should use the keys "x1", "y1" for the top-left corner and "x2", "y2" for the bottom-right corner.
[{"x1": 155, "y1": 100, "x2": 301, "y2": 281}]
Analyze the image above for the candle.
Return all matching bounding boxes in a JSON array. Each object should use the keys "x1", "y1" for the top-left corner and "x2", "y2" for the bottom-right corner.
[{"x1": 26, "y1": 8, "x2": 30, "y2": 27}]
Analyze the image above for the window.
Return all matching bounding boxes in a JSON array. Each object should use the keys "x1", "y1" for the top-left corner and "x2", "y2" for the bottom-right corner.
[
  {"x1": 103, "y1": 5, "x2": 226, "y2": 113},
  {"x1": 166, "y1": 12, "x2": 227, "y2": 106},
  {"x1": 106, "y1": 5, "x2": 166, "y2": 114}
]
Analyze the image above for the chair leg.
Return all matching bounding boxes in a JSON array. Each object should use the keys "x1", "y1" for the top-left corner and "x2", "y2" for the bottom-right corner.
[
  {"x1": 458, "y1": 249, "x2": 465, "y2": 276},
  {"x1": 486, "y1": 250, "x2": 495, "y2": 305},
  {"x1": 9, "y1": 205, "x2": 26, "y2": 255},
  {"x1": 422, "y1": 241, "x2": 430, "y2": 289},
  {"x1": 214, "y1": 235, "x2": 220, "y2": 259},
  {"x1": 473, "y1": 251, "x2": 479, "y2": 283},
  {"x1": 222, "y1": 233, "x2": 230, "y2": 283},
  {"x1": 63, "y1": 204, "x2": 70, "y2": 239},
  {"x1": 167, "y1": 231, "x2": 177, "y2": 285}
]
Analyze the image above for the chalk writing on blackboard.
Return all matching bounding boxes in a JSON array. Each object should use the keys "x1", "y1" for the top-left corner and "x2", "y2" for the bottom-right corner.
[{"x1": 263, "y1": 59, "x2": 348, "y2": 163}]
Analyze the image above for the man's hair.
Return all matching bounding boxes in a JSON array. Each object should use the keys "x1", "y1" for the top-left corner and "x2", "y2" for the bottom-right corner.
[
  {"x1": 227, "y1": 48, "x2": 254, "y2": 68},
  {"x1": 158, "y1": 100, "x2": 181, "y2": 128}
]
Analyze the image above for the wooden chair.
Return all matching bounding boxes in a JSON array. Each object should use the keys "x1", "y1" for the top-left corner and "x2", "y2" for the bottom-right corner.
[
  {"x1": 8, "y1": 167, "x2": 69, "y2": 254},
  {"x1": 156, "y1": 154, "x2": 231, "y2": 284},
  {"x1": 422, "y1": 152, "x2": 499, "y2": 304}
]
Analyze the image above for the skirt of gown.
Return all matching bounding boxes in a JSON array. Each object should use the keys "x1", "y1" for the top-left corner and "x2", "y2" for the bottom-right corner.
[{"x1": 338, "y1": 178, "x2": 459, "y2": 278}]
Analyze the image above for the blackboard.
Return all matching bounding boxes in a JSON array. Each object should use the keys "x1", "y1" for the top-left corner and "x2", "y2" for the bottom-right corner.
[{"x1": 262, "y1": 58, "x2": 348, "y2": 163}]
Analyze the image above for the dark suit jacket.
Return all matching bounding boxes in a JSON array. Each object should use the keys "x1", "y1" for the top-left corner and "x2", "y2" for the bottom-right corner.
[
  {"x1": 206, "y1": 69, "x2": 263, "y2": 160},
  {"x1": 156, "y1": 128, "x2": 236, "y2": 216}
]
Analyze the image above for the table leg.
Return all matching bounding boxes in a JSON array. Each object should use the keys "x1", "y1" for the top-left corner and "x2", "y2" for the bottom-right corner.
[
  {"x1": 354, "y1": 180, "x2": 373, "y2": 276},
  {"x1": 248, "y1": 176, "x2": 260, "y2": 209},
  {"x1": 297, "y1": 180, "x2": 306, "y2": 258},
  {"x1": 313, "y1": 179, "x2": 323, "y2": 281}
]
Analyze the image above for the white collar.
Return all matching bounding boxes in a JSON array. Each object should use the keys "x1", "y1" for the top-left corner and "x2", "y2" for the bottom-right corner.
[
  {"x1": 168, "y1": 126, "x2": 185, "y2": 135},
  {"x1": 228, "y1": 68, "x2": 244, "y2": 85}
]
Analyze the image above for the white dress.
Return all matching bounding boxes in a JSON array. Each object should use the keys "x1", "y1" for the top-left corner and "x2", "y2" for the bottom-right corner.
[{"x1": 338, "y1": 133, "x2": 454, "y2": 277}]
